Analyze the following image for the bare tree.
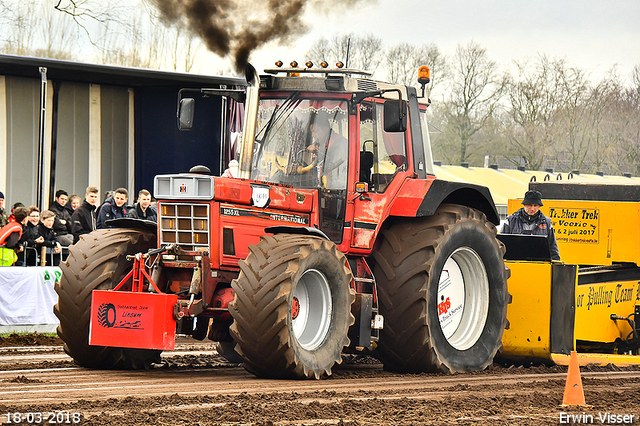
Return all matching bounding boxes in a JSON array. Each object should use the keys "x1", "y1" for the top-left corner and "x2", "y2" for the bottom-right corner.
[
  {"x1": 553, "y1": 63, "x2": 595, "y2": 172},
  {"x1": 383, "y1": 43, "x2": 445, "y2": 92},
  {"x1": 164, "y1": 19, "x2": 201, "y2": 72},
  {"x1": 606, "y1": 65, "x2": 640, "y2": 175},
  {"x1": 54, "y1": 0, "x2": 136, "y2": 44},
  {"x1": 631, "y1": 64, "x2": 640, "y2": 104},
  {"x1": 0, "y1": 0, "x2": 38, "y2": 55},
  {"x1": 182, "y1": 32, "x2": 200, "y2": 73},
  {"x1": 354, "y1": 35, "x2": 384, "y2": 74},
  {"x1": 501, "y1": 56, "x2": 565, "y2": 170},
  {"x1": 306, "y1": 34, "x2": 384, "y2": 74},
  {"x1": 38, "y1": 2, "x2": 76, "y2": 59},
  {"x1": 433, "y1": 41, "x2": 505, "y2": 164}
]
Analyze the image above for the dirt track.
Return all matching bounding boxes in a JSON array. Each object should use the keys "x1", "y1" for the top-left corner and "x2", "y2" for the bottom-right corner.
[{"x1": 1, "y1": 334, "x2": 640, "y2": 425}]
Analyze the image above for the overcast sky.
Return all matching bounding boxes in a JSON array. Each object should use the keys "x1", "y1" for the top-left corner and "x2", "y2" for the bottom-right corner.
[{"x1": 239, "y1": 0, "x2": 640, "y2": 83}]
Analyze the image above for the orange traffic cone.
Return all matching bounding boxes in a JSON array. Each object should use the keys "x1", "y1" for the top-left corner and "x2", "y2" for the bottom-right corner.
[{"x1": 561, "y1": 351, "x2": 592, "y2": 408}]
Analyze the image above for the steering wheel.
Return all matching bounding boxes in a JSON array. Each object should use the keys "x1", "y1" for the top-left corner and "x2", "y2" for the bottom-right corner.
[{"x1": 274, "y1": 149, "x2": 317, "y2": 175}]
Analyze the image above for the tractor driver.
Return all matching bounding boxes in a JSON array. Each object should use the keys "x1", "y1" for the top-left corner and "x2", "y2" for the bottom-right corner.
[
  {"x1": 501, "y1": 189, "x2": 560, "y2": 261},
  {"x1": 307, "y1": 114, "x2": 348, "y2": 190}
]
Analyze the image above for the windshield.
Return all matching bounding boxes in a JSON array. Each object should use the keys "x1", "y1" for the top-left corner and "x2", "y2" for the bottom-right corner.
[{"x1": 250, "y1": 97, "x2": 349, "y2": 190}]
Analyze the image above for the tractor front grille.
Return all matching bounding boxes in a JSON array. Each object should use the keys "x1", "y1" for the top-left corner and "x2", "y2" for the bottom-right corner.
[{"x1": 158, "y1": 203, "x2": 210, "y2": 251}]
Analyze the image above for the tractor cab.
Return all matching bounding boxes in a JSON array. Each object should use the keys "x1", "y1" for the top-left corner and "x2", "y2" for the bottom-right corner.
[{"x1": 227, "y1": 62, "x2": 433, "y2": 244}]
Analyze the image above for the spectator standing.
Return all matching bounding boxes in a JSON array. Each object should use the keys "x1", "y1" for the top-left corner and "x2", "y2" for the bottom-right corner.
[
  {"x1": 0, "y1": 207, "x2": 28, "y2": 266},
  {"x1": 18, "y1": 206, "x2": 44, "y2": 265},
  {"x1": 38, "y1": 210, "x2": 62, "y2": 265},
  {"x1": 9, "y1": 202, "x2": 25, "y2": 222},
  {"x1": 71, "y1": 186, "x2": 99, "y2": 244},
  {"x1": 127, "y1": 189, "x2": 157, "y2": 222},
  {"x1": 0, "y1": 192, "x2": 8, "y2": 227},
  {"x1": 49, "y1": 189, "x2": 74, "y2": 246},
  {"x1": 97, "y1": 188, "x2": 128, "y2": 229}
]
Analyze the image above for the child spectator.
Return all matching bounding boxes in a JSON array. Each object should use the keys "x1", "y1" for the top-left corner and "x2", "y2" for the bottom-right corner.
[
  {"x1": 38, "y1": 210, "x2": 62, "y2": 266},
  {"x1": 68, "y1": 195, "x2": 81, "y2": 213},
  {"x1": 18, "y1": 206, "x2": 44, "y2": 266}
]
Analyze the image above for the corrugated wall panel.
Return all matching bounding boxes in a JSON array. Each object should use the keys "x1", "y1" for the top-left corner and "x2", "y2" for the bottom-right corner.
[
  {"x1": 55, "y1": 82, "x2": 90, "y2": 198},
  {"x1": 100, "y1": 86, "x2": 129, "y2": 193},
  {"x1": 5, "y1": 77, "x2": 39, "y2": 207}
]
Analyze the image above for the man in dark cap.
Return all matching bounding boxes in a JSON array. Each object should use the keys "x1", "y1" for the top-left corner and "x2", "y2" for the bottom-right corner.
[{"x1": 502, "y1": 189, "x2": 560, "y2": 261}]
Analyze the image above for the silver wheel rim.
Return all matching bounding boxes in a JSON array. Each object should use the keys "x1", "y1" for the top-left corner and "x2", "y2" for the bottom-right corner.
[
  {"x1": 291, "y1": 269, "x2": 332, "y2": 350},
  {"x1": 437, "y1": 247, "x2": 489, "y2": 351}
]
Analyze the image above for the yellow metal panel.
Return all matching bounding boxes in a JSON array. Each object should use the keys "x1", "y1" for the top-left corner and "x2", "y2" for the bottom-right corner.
[
  {"x1": 575, "y1": 280, "x2": 637, "y2": 344},
  {"x1": 501, "y1": 261, "x2": 553, "y2": 359},
  {"x1": 551, "y1": 352, "x2": 640, "y2": 367},
  {"x1": 506, "y1": 199, "x2": 640, "y2": 266}
]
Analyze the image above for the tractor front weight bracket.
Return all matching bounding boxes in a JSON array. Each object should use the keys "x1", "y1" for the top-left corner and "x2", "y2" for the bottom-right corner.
[
  {"x1": 88, "y1": 245, "x2": 179, "y2": 351},
  {"x1": 113, "y1": 245, "x2": 175, "y2": 293}
]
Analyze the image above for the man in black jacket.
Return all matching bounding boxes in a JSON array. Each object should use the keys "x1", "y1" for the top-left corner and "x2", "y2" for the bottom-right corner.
[
  {"x1": 502, "y1": 189, "x2": 560, "y2": 261},
  {"x1": 127, "y1": 189, "x2": 157, "y2": 222},
  {"x1": 97, "y1": 188, "x2": 128, "y2": 229},
  {"x1": 71, "y1": 186, "x2": 99, "y2": 244},
  {"x1": 49, "y1": 189, "x2": 74, "y2": 246}
]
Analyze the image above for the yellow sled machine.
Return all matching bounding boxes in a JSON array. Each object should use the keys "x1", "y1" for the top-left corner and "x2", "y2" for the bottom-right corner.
[{"x1": 500, "y1": 181, "x2": 640, "y2": 367}]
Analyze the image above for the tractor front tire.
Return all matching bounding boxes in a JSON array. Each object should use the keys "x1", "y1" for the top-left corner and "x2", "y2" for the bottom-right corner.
[
  {"x1": 229, "y1": 234, "x2": 355, "y2": 379},
  {"x1": 215, "y1": 341, "x2": 244, "y2": 364},
  {"x1": 373, "y1": 204, "x2": 510, "y2": 373},
  {"x1": 54, "y1": 229, "x2": 161, "y2": 369}
]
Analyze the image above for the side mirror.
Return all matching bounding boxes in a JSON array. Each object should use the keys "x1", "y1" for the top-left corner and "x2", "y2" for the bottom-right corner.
[
  {"x1": 383, "y1": 99, "x2": 407, "y2": 132},
  {"x1": 177, "y1": 98, "x2": 195, "y2": 131}
]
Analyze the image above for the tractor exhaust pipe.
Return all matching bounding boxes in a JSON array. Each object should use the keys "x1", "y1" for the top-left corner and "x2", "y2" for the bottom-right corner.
[{"x1": 238, "y1": 63, "x2": 260, "y2": 179}]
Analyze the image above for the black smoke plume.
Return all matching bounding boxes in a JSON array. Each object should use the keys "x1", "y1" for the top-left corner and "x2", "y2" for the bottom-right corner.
[{"x1": 148, "y1": 0, "x2": 366, "y2": 72}]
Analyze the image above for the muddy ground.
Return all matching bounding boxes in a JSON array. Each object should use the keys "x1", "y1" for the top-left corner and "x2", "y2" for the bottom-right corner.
[{"x1": 1, "y1": 334, "x2": 640, "y2": 425}]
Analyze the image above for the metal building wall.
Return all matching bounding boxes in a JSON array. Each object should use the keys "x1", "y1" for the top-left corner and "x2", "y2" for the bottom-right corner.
[
  {"x1": 55, "y1": 82, "x2": 90, "y2": 199},
  {"x1": 48, "y1": 83, "x2": 130, "y2": 204},
  {"x1": 3, "y1": 78, "x2": 131, "y2": 208},
  {"x1": 1, "y1": 64, "x2": 228, "y2": 211},
  {"x1": 99, "y1": 86, "x2": 130, "y2": 195},
  {"x1": 4, "y1": 76, "x2": 41, "y2": 208}
]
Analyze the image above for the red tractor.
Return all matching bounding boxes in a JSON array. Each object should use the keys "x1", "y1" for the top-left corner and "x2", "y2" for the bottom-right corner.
[{"x1": 54, "y1": 63, "x2": 509, "y2": 379}]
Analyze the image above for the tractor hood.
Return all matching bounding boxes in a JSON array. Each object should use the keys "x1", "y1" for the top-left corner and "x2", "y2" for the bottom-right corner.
[{"x1": 154, "y1": 173, "x2": 315, "y2": 214}]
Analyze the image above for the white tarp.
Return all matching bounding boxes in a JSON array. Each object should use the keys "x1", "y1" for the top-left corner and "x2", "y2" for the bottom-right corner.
[{"x1": 0, "y1": 267, "x2": 61, "y2": 329}]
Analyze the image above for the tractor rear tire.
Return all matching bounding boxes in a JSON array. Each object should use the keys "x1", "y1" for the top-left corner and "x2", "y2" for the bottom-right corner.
[
  {"x1": 373, "y1": 204, "x2": 510, "y2": 373},
  {"x1": 54, "y1": 229, "x2": 161, "y2": 369},
  {"x1": 229, "y1": 234, "x2": 355, "y2": 379}
]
